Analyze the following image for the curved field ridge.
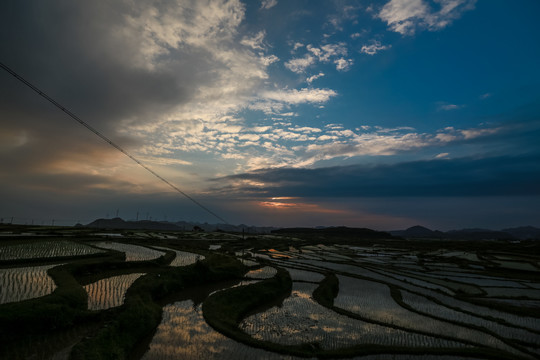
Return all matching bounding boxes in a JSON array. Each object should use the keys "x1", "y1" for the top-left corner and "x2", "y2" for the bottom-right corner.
[
  {"x1": 0, "y1": 265, "x2": 59, "y2": 304},
  {"x1": 240, "y1": 282, "x2": 469, "y2": 350},
  {"x1": 93, "y1": 242, "x2": 165, "y2": 262},
  {"x1": 0, "y1": 240, "x2": 104, "y2": 261},
  {"x1": 84, "y1": 273, "x2": 145, "y2": 310},
  {"x1": 154, "y1": 247, "x2": 204, "y2": 267},
  {"x1": 143, "y1": 300, "x2": 300, "y2": 360}
]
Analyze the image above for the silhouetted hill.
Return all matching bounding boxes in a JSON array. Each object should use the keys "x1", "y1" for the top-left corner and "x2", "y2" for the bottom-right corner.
[
  {"x1": 390, "y1": 225, "x2": 444, "y2": 238},
  {"x1": 272, "y1": 226, "x2": 393, "y2": 239},
  {"x1": 86, "y1": 218, "x2": 183, "y2": 231},
  {"x1": 85, "y1": 218, "x2": 277, "y2": 233},
  {"x1": 502, "y1": 226, "x2": 540, "y2": 240},
  {"x1": 390, "y1": 225, "x2": 519, "y2": 240},
  {"x1": 445, "y1": 229, "x2": 515, "y2": 241}
]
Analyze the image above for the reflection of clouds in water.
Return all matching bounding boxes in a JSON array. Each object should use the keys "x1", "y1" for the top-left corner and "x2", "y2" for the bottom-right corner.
[
  {"x1": 93, "y1": 242, "x2": 165, "y2": 262},
  {"x1": 240, "y1": 282, "x2": 468, "y2": 349},
  {"x1": 245, "y1": 266, "x2": 277, "y2": 279},
  {"x1": 84, "y1": 273, "x2": 145, "y2": 310},
  {"x1": 143, "y1": 300, "x2": 299, "y2": 360},
  {"x1": 0, "y1": 265, "x2": 58, "y2": 304},
  {"x1": 154, "y1": 247, "x2": 204, "y2": 267}
]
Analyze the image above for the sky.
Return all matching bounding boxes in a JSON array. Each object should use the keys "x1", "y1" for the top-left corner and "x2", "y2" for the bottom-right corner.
[{"x1": 1, "y1": 0, "x2": 540, "y2": 231}]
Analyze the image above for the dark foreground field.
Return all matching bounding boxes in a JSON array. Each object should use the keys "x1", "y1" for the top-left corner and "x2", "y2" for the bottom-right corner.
[{"x1": 1, "y1": 224, "x2": 539, "y2": 359}]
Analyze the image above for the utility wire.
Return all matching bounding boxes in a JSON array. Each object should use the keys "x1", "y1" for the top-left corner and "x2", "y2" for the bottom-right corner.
[{"x1": 0, "y1": 61, "x2": 228, "y2": 224}]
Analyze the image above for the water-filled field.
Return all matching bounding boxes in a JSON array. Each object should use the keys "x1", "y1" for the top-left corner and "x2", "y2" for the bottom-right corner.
[
  {"x1": 84, "y1": 273, "x2": 145, "y2": 310},
  {"x1": 0, "y1": 264, "x2": 59, "y2": 304},
  {"x1": 0, "y1": 240, "x2": 104, "y2": 260},
  {"x1": 1, "y1": 231, "x2": 539, "y2": 360},
  {"x1": 92, "y1": 241, "x2": 165, "y2": 261},
  {"x1": 142, "y1": 300, "x2": 300, "y2": 360}
]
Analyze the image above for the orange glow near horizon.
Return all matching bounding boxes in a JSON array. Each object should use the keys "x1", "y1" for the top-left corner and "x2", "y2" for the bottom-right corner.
[{"x1": 258, "y1": 198, "x2": 348, "y2": 214}]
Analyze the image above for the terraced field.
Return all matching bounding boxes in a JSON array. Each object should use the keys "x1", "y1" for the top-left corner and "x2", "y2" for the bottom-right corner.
[{"x1": 1, "y1": 228, "x2": 539, "y2": 359}]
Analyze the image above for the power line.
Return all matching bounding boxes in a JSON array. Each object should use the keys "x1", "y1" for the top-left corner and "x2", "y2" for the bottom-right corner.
[{"x1": 0, "y1": 61, "x2": 228, "y2": 224}]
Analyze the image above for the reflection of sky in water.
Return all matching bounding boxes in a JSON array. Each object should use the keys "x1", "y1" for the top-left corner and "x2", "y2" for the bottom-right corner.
[
  {"x1": 0, "y1": 265, "x2": 58, "y2": 304},
  {"x1": 93, "y1": 242, "x2": 165, "y2": 261},
  {"x1": 240, "y1": 282, "x2": 470, "y2": 350},
  {"x1": 245, "y1": 266, "x2": 277, "y2": 279},
  {"x1": 84, "y1": 273, "x2": 144, "y2": 310},
  {"x1": 283, "y1": 267, "x2": 324, "y2": 282},
  {"x1": 333, "y1": 275, "x2": 525, "y2": 356},
  {"x1": 0, "y1": 241, "x2": 104, "y2": 260},
  {"x1": 154, "y1": 247, "x2": 204, "y2": 267},
  {"x1": 142, "y1": 300, "x2": 301, "y2": 360},
  {"x1": 401, "y1": 290, "x2": 540, "y2": 346}
]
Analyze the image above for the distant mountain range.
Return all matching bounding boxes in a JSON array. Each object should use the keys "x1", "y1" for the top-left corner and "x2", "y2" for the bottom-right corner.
[
  {"x1": 389, "y1": 225, "x2": 540, "y2": 240},
  {"x1": 84, "y1": 217, "x2": 277, "y2": 234},
  {"x1": 84, "y1": 218, "x2": 540, "y2": 240}
]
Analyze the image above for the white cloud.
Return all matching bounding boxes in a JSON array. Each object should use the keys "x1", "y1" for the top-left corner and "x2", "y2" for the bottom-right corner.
[
  {"x1": 435, "y1": 152, "x2": 450, "y2": 158},
  {"x1": 308, "y1": 43, "x2": 348, "y2": 62},
  {"x1": 361, "y1": 40, "x2": 391, "y2": 55},
  {"x1": 378, "y1": 0, "x2": 477, "y2": 36},
  {"x1": 260, "y1": 0, "x2": 278, "y2": 10},
  {"x1": 260, "y1": 54, "x2": 279, "y2": 66},
  {"x1": 291, "y1": 127, "x2": 323, "y2": 133},
  {"x1": 286, "y1": 43, "x2": 353, "y2": 73},
  {"x1": 292, "y1": 42, "x2": 304, "y2": 52},
  {"x1": 335, "y1": 58, "x2": 353, "y2": 71},
  {"x1": 306, "y1": 72, "x2": 325, "y2": 84},
  {"x1": 261, "y1": 88, "x2": 338, "y2": 105},
  {"x1": 240, "y1": 31, "x2": 266, "y2": 50},
  {"x1": 284, "y1": 55, "x2": 316, "y2": 73},
  {"x1": 438, "y1": 103, "x2": 463, "y2": 111}
]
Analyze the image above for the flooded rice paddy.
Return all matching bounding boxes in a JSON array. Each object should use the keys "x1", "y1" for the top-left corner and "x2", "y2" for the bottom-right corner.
[
  {"x1": 92, "y1": 241, "x2": 165, "y2": 261},
  {"x1": 142, "y1": 300, "x2": 300, "y2": 360},
  {"x1": 1, "y1": 234, "x2": 539, "y2": 359},
  {"x1": 0, "y1": 240, "x2": 104, "y2": 260},
  {"x1": 0, "y1": 264, "x2": 59, "y2": 304},
  {"x1": 84, "y1": 273, "x2": 145, "y2": 310},
  {"x1": 154, "y1": 247, "x2": 204, "y2": 267}
]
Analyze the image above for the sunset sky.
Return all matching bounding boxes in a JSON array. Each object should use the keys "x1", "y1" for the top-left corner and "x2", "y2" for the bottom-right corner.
[{"x1": 1, "y1": 0, "x2": 539, "y2": 230}]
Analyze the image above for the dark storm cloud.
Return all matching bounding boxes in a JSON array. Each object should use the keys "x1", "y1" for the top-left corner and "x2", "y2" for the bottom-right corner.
[
  {"x1": 214, "y1": 154, "x2": 540, "y2": 197},
  {"x1": 0, "y1": 0, "x2": 199, "y2": 190},
  {"x1": 1, "y1": 1, "x2": 188, "y2": 127}
]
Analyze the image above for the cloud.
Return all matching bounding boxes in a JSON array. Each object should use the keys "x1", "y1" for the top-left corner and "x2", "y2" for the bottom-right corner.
[
  {"x1": 240, "y1": 31, "x2": 267, "y2": 50},
  {"x1": 335, "y1": 58, "x2": 354, "y2": 71},
  {"x1": 378, "y1": 0, "x2": 477, "y2": 35},
  {"x1": 308, "y1": 43, "x2": 348, "y2": 62},
  {"x1": 438, "y1": 103, "x2": 464, "y2": 111},
  {"x1": 212, "y1": 154, "x2": 540, "y2": 198},
  {"x1": 0, "y1": 0, "x2": 287, "y2": 198},
  {"x1": 284, "y1": 55, "x2": 316, "y2": 73},
  {"x1": 286, "y1": 42, "x2": 354, "y2": 73},
  {"x1": 260, "y1": 88, "x2": 338, "y2": 105},
  {"x1": 260, "y1": 0, "x2": 278, "y2": 10},
  {"x1": 361, "y1": 41, "x2": 391, "y2": 55},
  {"x1": 306, "y1": 72, "x2": 325, "y2": 84}
]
